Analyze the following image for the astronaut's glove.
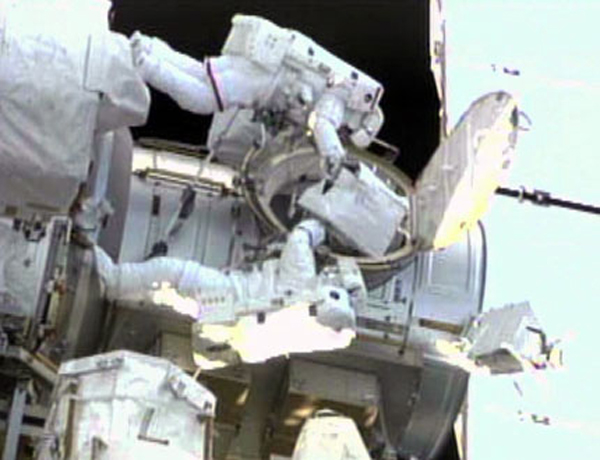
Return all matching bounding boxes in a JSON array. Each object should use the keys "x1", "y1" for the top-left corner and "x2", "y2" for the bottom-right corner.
[
  {"x1": 319, "y1": 155, "x2": 343, "y2": 194},
  {"x1": 350, "y1": 107, "x2": 384, "y2": 148},
  {"x1": 296, "y1": 219, "x2": 326, "y2": 248},
  {"x1": 130, "y1": 31, "x2": 152, "y2": 55},
  {"x1": 130, "y1": 42, "x2": 161, "y2": 82},
  {"x1": 315, "y1": 286, "x2": 356, "y2": 331},
  {"x1": 131, "y1": 31, "x2": 178, "y2": 62},
  {"x1": 323, "y1": 154, "x2": 343, "y2": 181},
  {"x1": 341, "y1": 157, "x2": 361, "y2": 176},
  {"x1": 130, "y1": 32, "x2": 164, "y2": 83},
  {"x1": 130, "y1": 31, "x2": 152, "y2": 66}
]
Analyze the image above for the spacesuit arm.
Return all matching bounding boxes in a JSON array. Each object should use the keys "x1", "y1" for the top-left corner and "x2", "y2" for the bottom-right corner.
[
  {"x1": 310, "y1": 91, "x2": 347, "y2": 178},
  {"x1": 135, "y1": 51, "x2": 220, "y2": 114},
  {"x1": 278, "y1": 220, "x2": 325, "y2": 289},
  {"x1": 138, "y1": 34, "x2": 209, "y2": 81}
]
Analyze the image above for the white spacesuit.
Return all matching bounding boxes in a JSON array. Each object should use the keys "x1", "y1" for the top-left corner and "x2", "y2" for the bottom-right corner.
[
  {"x1": 0, "y1": 0, "x2": 150, "y2": 216},
  {"x1": 130, "y1": 15, "x2": 384, "y2": 178},
  {"x1": 96, "y1": 219, "x2": 366, "y2": 368}
]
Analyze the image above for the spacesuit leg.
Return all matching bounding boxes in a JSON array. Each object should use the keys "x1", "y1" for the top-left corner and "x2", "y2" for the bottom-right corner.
[
  {"x1": 94, "y1": 246, "x2": 233, "y2": 313},
  {"x1": 94, "y1": 220, "x2": 327, "y2": 320}
]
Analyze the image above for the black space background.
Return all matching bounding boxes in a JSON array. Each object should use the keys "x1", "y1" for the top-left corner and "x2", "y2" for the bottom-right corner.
[{"x1": 112, "y1": 0, "x2": 441, "y2": 181}]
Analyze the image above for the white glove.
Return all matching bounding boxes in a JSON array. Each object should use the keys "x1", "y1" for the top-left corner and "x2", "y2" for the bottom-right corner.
[
  {"x1": 322, "y1": 154, "x2": 343, "y2": 182},
  {"x1": 296, "y1": 219, "x2": 326, "y2": 248},
  {"x1": 131, "y1": 32, "x2": 180, "y2": 63},
  {"x1": 350, "y1": 107, "x2": 384, "y2": 148},
  {"x1": 131, "y1": 31, "x2": 206, "y2": 80},
  {"x1": 130, "y1": 31, "x2": 164, "y2": 82},
  {"x1": 130, "y1": 31, "x2": 153, "y2": 64}
]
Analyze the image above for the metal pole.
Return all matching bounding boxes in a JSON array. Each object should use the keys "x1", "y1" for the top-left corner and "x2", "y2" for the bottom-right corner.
[
  {"x1": 496, "y1": 187, "x2": 600, "y2": 216},
  {"x1": 2, "y1": 382, "x2": 27, "y2": 460}
]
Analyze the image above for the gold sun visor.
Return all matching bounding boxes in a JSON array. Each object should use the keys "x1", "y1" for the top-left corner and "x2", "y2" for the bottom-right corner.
[{"x1": 412, "y1": 91, "x2": 519, "y2": 250}]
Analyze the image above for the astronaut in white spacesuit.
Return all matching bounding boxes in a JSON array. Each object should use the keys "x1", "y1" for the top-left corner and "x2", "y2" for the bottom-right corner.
[
  {"x1": 95, "y1": 218, "x2": 365, "y2": 366},
  {"x1": 130, "y1": 15, "x2": 385, "y2": 179}
]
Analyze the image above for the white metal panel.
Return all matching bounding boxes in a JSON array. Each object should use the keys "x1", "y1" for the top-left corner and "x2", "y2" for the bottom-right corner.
[
  {"x1": 39, "y1": 351, "x2": 215, "y2": 459},
  {"x1": 412, "y1": 92, "x2": 518, "y2": 250},
  {"x1": 412, "y1": 224, "x2": 485, "y2": 326}
]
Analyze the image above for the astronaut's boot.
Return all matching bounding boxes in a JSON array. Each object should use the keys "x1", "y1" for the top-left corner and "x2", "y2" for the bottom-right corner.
[{"x1": 314, "y1": 286, "x2": 356, "y2": 331}]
